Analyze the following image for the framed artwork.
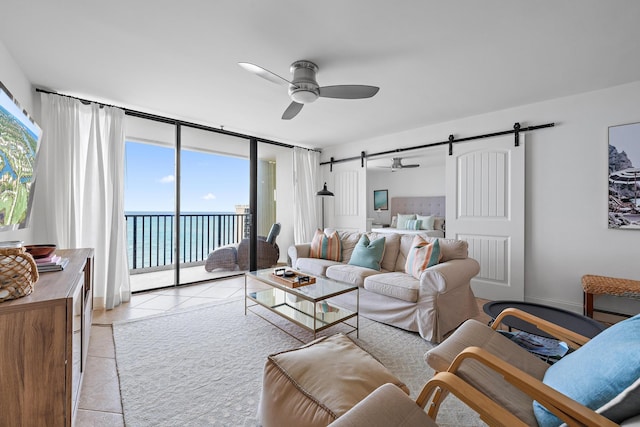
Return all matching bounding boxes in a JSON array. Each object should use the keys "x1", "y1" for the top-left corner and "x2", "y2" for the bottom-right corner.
[
  {"x1": 608, "y1": 122, "x2": 640, "y2": 229},
  {"x1": 373, "y1": 189, "x2": 388, "y2": 211}
]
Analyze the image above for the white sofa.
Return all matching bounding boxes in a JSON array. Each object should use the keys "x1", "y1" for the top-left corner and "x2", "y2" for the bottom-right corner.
[{"x1": 288, "y1": 230, "x2": 480, "y2": 343}]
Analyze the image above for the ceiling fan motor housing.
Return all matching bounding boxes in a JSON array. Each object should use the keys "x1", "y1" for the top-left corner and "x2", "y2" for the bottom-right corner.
[{"x1": 288, "y1": 60, "x2": 320, "y2": 103}]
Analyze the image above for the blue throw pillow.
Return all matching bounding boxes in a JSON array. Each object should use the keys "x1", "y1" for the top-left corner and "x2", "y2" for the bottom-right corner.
[
  {"x1": 533, "y1": 313, "x2": 640, "y2": 426},
  {"x1": 348, "y1": 235, "x2": 386, "y2": 271}
]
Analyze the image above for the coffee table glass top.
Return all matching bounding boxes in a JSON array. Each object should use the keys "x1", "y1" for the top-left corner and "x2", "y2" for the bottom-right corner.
[
  {"x1": 247, "y1": 269, "x2": 358, "y2": 302},
  {"x1": 245, "y1": 269, "x2": 359, "y2": 339}
]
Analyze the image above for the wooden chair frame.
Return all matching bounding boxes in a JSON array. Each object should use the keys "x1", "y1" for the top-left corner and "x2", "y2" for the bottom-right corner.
[{"x1": 416, "y1": 308, "x2": 618, "y2": 427}]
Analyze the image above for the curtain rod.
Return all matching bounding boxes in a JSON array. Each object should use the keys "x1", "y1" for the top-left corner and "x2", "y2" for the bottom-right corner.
[
  {"x1": 319, "y1": 122, "x2": 555, "y2": 167},
  {"x1": 35, "y1": 88, "x2": 321, "y2": 152}
]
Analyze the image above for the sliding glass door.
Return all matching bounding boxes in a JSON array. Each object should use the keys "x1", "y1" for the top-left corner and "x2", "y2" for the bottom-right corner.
[
  {"x1": 124, "y1": 116, "x2": 293, "y2": 292},
  {"x1": 178, "y1": 128, "x2": 249, "y2": 285}
]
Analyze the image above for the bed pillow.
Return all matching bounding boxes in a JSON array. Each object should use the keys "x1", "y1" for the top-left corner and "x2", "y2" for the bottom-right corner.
[
  {"x1": 309, "y1": 229, "x2": 342, "y2": 262},
  {"x1": 533, "y1": 313, "x2": 640, "y2": 427},
  {"x1": 405, "y1": 236, "x2": 441, "y2": 279},
  {"x1": 397, "y1": 214, "x2": 417, "y2": 230},
  {"x1": 416, "y1": 215, "x2": 435, "y2": 230},
  {"x1": 348, "y1": 235, "x2": 386, "y2": 271},
  {"x1": 390, "y1": 216, "x2": 398, "y2": 228},
  {"x1": 405, "y1": 219, "x2": 422, "y2": 230}
]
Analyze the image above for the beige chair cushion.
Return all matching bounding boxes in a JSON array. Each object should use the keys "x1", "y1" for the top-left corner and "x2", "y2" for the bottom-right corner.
[
  {"x1": 328, "y1": 383, "x2": 435, "y2": 427},
  {"x1": 258, "y1": 333, "x2": 409, "y2": 427},
  {"x1": 364, "y1": 272, "x2": 420, "y2": 303},
  {"x1": 425, "y1": 319, "x2": 549, "y2": 426}
]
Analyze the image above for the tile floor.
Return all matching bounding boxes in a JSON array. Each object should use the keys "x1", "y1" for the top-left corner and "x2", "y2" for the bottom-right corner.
[{"x1": 77, "y1": 276, "x2": 500, "y2": 425}]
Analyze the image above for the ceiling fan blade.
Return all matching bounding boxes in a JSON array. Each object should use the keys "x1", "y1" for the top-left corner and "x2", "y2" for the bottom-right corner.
[
  {"x1": 282, "y1": 101, "x2": 303, "y2": 120},
  {"x1": 318, "y1": 85, "x2": 380, "y2": 99},
  {"x1": 238, "y1": 62, "x2": 293, "y2": 87}
]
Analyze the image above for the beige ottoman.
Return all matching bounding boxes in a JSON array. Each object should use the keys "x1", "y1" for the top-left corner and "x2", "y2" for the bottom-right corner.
[{"x1": 258, "y1": 333, "x2": 409, "y2": 427}]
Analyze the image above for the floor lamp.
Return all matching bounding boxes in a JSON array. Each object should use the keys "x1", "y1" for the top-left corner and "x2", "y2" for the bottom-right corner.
[{"x1": 316, "y1": 182, "x2": 334, "y2": 230}]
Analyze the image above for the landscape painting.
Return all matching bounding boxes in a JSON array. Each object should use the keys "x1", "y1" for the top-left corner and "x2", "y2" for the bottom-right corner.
[{"x1": 608, "y1": 122, "x2": 640, "y2": 229}]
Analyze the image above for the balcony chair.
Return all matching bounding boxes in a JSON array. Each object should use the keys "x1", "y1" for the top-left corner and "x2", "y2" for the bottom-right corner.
[
  {"x1": 423, "y1": 308, "x2": 640, "y2": 426},
  {"x1": 204, "y1": 223, "x2": 280, "y2": 272}
]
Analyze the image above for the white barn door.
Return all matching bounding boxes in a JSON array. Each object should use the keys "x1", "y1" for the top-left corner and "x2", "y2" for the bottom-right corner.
[{"x1": 445, "y1": 134, "x2": 525, "y2": 301}]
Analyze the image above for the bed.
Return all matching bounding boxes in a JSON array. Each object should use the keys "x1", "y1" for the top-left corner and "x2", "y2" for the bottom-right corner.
[{"x1": 371, "y1": 196, "x2": 446, "y2": 238}]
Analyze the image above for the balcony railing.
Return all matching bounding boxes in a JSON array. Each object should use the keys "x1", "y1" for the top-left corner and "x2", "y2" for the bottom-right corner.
[{"x1": 125, "y1": 213, "x2": 249, "y2": 271}]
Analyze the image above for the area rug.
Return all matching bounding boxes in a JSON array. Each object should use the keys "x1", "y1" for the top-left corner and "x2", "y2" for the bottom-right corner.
[{"x1": 113, "y1": 298, "x2": 485, "y2": 426}]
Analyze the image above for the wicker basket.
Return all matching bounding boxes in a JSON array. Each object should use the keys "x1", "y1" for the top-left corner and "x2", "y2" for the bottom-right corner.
[{"x1": 0, "y1": 247, "x2": 39, "y2": 302}]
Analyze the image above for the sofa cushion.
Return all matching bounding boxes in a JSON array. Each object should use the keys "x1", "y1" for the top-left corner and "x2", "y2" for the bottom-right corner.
[
  {"x1": 395, "y1": 235, "x2": 467, "y2": 270},
  {"x1": 296, "y1": 257, "x2": 342, "y2": 277},
  {"x1": 364, "y1": 272, "x2": 420, "y2": 303},
  {"x1": 348, "y1": 235, "x2": 386, "y2": 270},
  {"x1": 396, "y1": 214, "x2": 417, "y2": 230},
  {"x1": 326, "y1": 264, "x2": 381, "y2": 287},
  {"x1": 338, "y1": 231, "x2": 362, "y2": 264},
  {"x1": 310, "y1": 229, "x2": 342, "y2": 261},
  {"x1": 533, "y1": 313, "x2": 640, "y2": 427},
  {"x1": 438, "y1": 238, "x2": 468, "y2": 262},
  {"x1": 367, "y1": 232, "x2": 401, "y2": 272},
  {"x1": 405, "y1": 237, "x2": 441, "y2": 279}
]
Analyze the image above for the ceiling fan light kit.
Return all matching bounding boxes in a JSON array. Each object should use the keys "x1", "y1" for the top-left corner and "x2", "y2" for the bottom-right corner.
[
  {"x1": 238, "y1": 59, "x2": 380, "y2": 119},
  {"x1": 288, "y1": 61, "x2": 320, "y2": 104}
]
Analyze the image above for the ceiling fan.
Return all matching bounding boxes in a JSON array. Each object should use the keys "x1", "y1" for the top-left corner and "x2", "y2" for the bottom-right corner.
[
  {"x1": 238, "y1": 60, "x2": 379, "y2": 120},
  {"x1": 378, "y1": 157, "x2": 420, "y2": 171}
]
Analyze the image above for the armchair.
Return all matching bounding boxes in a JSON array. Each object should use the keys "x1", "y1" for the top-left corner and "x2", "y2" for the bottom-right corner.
[
  {"x1": 204, "y1": 223, "x2": 281, "y2": 272},
  {"x1": 330, "y1": 368, "x2": 618, "y2": 427},
  {"x1": 425, "y1": 308, "x2": 640, "y2": 426}
]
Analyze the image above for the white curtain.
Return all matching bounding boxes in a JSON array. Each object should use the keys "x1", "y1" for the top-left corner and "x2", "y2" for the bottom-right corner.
[
  {"x1": 293, "y1": 147, "x2": 320, "y2": 243},
  {"x1": 35, "y1": 93, "x2": 130, "y2": 309}
]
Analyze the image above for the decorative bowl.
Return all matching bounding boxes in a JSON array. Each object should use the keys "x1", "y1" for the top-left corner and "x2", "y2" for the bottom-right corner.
[{"x1": 24, "y1": 244, "x2": 57, "y2": 259}]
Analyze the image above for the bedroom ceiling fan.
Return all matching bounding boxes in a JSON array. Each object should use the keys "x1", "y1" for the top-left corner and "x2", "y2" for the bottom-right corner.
[
  {"x1": 238, "y1": 60, "x2": 379, "y2": 120},
  {"x1": 378, "y1": 157, "x2": 420, "y2": 171}
]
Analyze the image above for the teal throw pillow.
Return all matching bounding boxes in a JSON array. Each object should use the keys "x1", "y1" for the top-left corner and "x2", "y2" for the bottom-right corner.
[
  {"x1": 348, "y1": 235, "x2": 386, "y2": 271},
  {"x1": 533, "y1": 313, "x2": 640, "y2": 426}
]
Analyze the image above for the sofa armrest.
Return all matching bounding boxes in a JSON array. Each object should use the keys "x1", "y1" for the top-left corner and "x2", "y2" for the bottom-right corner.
[
  {"x1": 288, "y1": 243, "x2": 311, "y2": 268},
  {"x1": 419, "y1": 258, "x2": 480, "y2": 295}
]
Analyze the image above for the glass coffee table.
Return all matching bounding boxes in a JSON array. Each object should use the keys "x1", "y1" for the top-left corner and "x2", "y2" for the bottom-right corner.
[{"x1": 245, "y1": 269, "x2": 359, "y2": 341}]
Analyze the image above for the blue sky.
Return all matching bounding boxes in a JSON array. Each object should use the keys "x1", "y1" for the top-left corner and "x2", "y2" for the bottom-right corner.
[{"x1": 124, "y1": 141, "x2": 249, "y2": 213}]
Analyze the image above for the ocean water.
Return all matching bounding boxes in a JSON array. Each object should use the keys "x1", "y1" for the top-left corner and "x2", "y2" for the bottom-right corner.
[{"x1": 125, "y1": 212, "x2": 247, "y2": 269}]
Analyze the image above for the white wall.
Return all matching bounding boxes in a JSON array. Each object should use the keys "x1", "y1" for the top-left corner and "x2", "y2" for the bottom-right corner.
[
  {"x1": 322, "y1": 81, "x2": 640, "y2": 315},
  {"x1": 0, "y1": 41, "x2": 38, "y2": 244}
]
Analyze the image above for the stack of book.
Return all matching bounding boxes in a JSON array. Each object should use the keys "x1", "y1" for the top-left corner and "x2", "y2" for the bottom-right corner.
[{"x1": 35, "y1": 254, "x2": 70, "y2": 273}]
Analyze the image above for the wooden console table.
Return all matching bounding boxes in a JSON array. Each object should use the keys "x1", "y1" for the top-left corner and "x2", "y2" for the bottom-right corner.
[{"x1": 0, "y1": 248, "x2": 94, "y2": 426}]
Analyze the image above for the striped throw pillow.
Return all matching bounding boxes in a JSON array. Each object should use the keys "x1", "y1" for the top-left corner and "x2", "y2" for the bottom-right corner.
[
  {"x1": 405, "y1": 236, "x2": 441, "y2": 279},
  {"x1": 309, "y1": 229, "x2": 342, "y2": 261},
  {"x1": 406, "y1": 219, "x2": 422, "y2": 230}
]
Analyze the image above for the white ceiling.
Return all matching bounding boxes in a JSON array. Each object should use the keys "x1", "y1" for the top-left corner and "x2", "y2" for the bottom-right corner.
[{"x1": 2, "y1": 0, "x2": 640, "y2": 150}]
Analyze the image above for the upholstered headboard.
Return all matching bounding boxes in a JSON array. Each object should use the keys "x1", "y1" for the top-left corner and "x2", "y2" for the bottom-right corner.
[{"x1": 390, "y1": 196, "x2": 446, "y2": 218}]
